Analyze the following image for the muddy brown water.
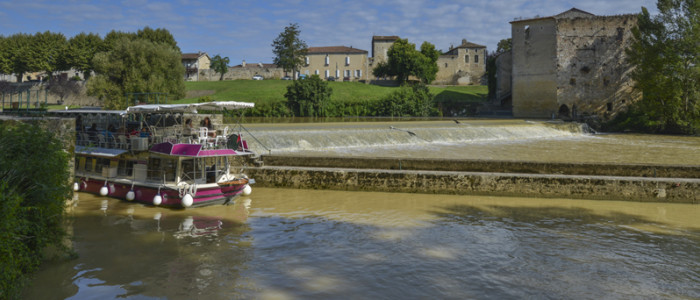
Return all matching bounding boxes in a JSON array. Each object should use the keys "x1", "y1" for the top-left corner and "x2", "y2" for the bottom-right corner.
[{"x1": 23, "y1": 189, "x2": 700, "y2": 299}]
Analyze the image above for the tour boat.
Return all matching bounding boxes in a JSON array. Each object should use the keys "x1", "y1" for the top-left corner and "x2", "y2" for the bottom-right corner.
[{"x1": 51, "y1": 102, "x2": 257, "y2": 208}]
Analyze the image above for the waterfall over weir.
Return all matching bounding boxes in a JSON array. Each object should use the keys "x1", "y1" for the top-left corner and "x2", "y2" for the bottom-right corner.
[{"x1": 243, "y1": 120, "x2": 593, "y2": 155}]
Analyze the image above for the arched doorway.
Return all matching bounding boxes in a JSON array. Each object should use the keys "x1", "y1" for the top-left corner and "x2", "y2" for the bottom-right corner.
[{"x1": 558, "y1": 104, "x2": 570, "y2": 119}]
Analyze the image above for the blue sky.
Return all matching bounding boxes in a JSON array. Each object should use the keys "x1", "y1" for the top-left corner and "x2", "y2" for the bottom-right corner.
[{"x1": 0, "y1": 0, "x2": 658, "y2": 65}]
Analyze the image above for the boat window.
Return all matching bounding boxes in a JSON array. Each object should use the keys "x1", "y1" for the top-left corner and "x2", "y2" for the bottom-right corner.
[
  {"x1": 118, "y1": 160, "x2": 134, "y2": 176},
  {"x1": 84, "y1": 157, "x2": 93, "y2": 172},
  {"x1": 163, "y1": 159, "x2": 176, "y2": 182},
  {"x1": 95, "y1": 158, "x2": 110, "y2": 175},
  {"x1": 147, "y1": 158, "x2": 161, "y2": 181},
  {"x1": 181, "y1": 159, "x2": 202, "y2": 182}
]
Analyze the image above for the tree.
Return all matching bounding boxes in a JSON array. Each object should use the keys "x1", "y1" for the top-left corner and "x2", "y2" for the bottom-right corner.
[
  {"x1": 137, "y1": 26, "x2": 180, "y2": 52},
  {"x1": 101, "y1": 30, "x2": 136, "y2": 52},
  {"x1": 5, "y1": 33, "x2": 32, "y2": 82},
  {"x1": 625, "y1": 0, "x2": 699, "y2": 133},
  {"x1": 285, "y1": 75, "x2": 332, "y2": 117},
  {"x1": 372, "y1": 38, "x2": 439, "y2": 84},
  {"x1": 210, "y1": 54, "x2": 230, "y2": 80},
  {"x1": 27, "y1": 31, "x2": 68, "y2": 78},
  {"x1": 65, "y1": 32, "x2": 103, "y2": 79},
  {"x1": 47, "y1": 76, "x2": 81, "y2": 104},
  {"x1": 0, "y1": 36, "x2": 11, "y2": 75},
  {"x1": 87, "y1": 37, "x2": 185, "y2": 109},
  {"x1": 272, "y1": 23, "x2": 308, "y2": 80},
  {"x1": 496, "y1": 38, "x2": 512, "y2": 53},
  {"x1": 374, "y1": 83, "x2": 436, "y2": 117}
]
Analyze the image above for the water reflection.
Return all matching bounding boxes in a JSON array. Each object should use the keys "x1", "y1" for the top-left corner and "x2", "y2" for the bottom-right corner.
[{"x1": 24, "y1": 189, "x2": 700, "y2": 299}]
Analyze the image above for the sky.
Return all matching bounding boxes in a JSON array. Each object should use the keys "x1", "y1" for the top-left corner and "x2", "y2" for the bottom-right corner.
[{"x1": 0, "y1": 0, "x2": 658, "y2": 66}]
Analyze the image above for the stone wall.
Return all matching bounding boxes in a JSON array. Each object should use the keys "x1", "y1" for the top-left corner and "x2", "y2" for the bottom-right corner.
[
  {"x1": 246, "y1": 166, "x2": 699, "y2": 203},
  {"x1": 555, "y1": 15, "x2": 640, "y2": 120},
  {"x1": 512, "y1": 18, "x2": 559, "y2": 118},
  {"x1": 198, "y1": 66, "x2": 286, "y2": 81}
]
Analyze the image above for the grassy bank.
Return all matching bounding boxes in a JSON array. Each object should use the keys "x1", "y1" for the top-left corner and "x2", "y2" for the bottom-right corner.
[{"x1": 177, "y1": 79, "x2": 487, "y2": 105}]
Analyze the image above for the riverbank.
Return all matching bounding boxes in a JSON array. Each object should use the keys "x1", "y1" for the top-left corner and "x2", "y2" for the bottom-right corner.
[{"x1": 246, "y1": 156, "x2": 700, "y2": 203}]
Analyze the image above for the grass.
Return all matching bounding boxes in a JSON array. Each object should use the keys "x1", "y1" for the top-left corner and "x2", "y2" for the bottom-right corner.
[{"x1": 177, "y1": 79, "x2": 488, "y2": 105}]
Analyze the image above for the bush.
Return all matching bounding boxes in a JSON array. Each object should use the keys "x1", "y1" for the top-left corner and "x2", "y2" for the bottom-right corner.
[
  {"x1": 0, "y1": 121, "x2": 72, "y2": 299},
  {"x1": 374, "y1": 83, "x2": 438, "y2": 117},
  {"x1": 285, "y1": 75, "x2": 332, "y2": 117}
]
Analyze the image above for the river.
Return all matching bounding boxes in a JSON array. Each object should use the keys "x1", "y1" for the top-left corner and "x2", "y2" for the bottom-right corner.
[{"x1": 23, "y1": 189, "x2": 700, "y2": 299}]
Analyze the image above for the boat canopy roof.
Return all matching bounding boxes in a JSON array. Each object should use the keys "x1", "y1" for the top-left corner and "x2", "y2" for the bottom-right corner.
[
  {"x1": 49, "y1": 101, "x2": 254, "y2": 116},
  {"x1": 75, "y1": 145, "x2": 129, "y2": 157},
  {"x1": 126, "y1": 101, "x2": 254, "y2": 114},
  {"x1": 149, "y1": 142, "x2": 241, "y2": 157}
]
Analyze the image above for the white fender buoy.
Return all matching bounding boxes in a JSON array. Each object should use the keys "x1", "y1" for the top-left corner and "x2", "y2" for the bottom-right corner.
[
  {"x1": 242, "y1": 184, "x2": 252, "y2": 196},
  {"x1": 73, "y1": 182, "x2": 80, "y2": 191},
  {"x1": 99, "y1": 185, "x2": 109, "y2": 196},
  {"x1": 181, "y1": 193, "x2": 193, "y2": 208},
  {"x1": 153, "y1": 194, "x2": 163, "y2": 206},
  {"x1": 126, "y1": 190, "x2": 135, "y2": 201}
]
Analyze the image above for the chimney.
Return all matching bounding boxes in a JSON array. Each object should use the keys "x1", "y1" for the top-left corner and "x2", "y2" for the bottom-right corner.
[
  {"x1": 242, "y1": 60, "x2": 246, "y2": 67},
  {"x1": 462, "y1": 39, "x2": 467, "y2": 45}
]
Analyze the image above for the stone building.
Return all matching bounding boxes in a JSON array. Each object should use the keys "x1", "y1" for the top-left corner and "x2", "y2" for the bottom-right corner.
[
  {"x1": 494, "y1": 50, "x2": 512, "y2": 105},
  {"x1": 434, "y1": 39, "x2": 487, "y2": 85},
  {"x1": 301, "y1": 46, "x2": 369, "y2": 81},
  {"x1": 369, "y1": 36, "x2": 400, "y2": 70},
  {"x1": 181, "y1": 52, "x2": 210, "y2": 81},
  {"x1": 509, "y1": 8, "x2": 640, "y2": 120}
]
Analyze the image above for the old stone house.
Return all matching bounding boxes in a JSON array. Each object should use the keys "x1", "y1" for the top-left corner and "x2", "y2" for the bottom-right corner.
[
  {"x1": 226, "y1": 61, "x2": 284, "y2": 80},
  {"x1": 509, "y1": 8, "x2": 640, "y2": 120},
  {"x1": 181, "y1": 52, "x2": 210, "y2": 81},
  {"x1": 435, "y1": 39, "x2": 487, "y2": 85},
  {"x1": 301, "y1": 46, "x2": 369, "y2": 81}
]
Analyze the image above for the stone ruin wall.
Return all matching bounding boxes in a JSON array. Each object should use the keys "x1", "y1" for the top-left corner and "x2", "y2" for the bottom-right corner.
[{"x1": 555, "y1": 15, "x2": 641, "y2": 120}]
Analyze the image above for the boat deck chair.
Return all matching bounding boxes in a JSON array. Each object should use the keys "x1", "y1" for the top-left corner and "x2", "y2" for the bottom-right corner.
[
  {"x1": 216, "y1": 126, "x2": 228, "y2": 146},
  {"x1": 198, "y1": 127, "x2": 210, "y2": 147}
]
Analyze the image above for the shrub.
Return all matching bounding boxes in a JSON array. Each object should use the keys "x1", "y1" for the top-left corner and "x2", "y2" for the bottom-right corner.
[
  {"x1": 374, "y1": 83, "x2": 437, "y2": 117},
  {"x1": 0, "y1": 121, "x2": 72, "y2": 299},
  {"x1": 285, "y1": 75, "x2": 332, "y2": 117}
]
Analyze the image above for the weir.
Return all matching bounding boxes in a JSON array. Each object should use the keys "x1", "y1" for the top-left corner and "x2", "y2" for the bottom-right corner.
[{"x1": 240, "y1": 120, "x2": 700, "y2": 203}]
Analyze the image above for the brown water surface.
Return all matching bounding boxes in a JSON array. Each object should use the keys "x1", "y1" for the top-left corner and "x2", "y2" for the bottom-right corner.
[{"x1": 24, "y1": 189, "x2": 700, "y2": 299}]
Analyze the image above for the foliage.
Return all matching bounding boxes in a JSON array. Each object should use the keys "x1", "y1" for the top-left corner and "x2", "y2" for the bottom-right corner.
[
  {"x1": 0, "y1": 121, "x2": 72, "y2": 299},
  {"x1": 101, "y1": 30, "x2": 136, "y2": 52},
  {"x1": 372, "y1": 38, "x2": 440, "y2": 84},
  {"x1": 496, "y1": 38, "x2": 512, "y2": 53},
  {"x1": 136, "y1": 26, "x2": 180, "y2": 52},
  {"x1": 65, "y1": 32, "x2": 103, "y2": 79},
  {"x1": 285, "y1": 75, "x2": 333, "y2": 117},
  {"x1": 27, "y1": 31, "x2": 68, "y2": 77},
  {"x1": 621, "y1": 0, "x2": 700, "y2": 134},
  {"x1": 374, "y1": 83, "x2": 437, "y2": 117},
  {"x1": 87, "y1": 37, "x2": 185, "y2": 109},
  {"x1": 0, "y1": 36, "x2": 10, "y2": 75},
  {"x1": 210, "y1": 54, "x2": 230, "y2": 81},
  {"x1": 3, "y1": 33, "x2": 32, "y2": 82},
  {"x1": 271, "y1": 23, "x2": 308, "y2": 79},
  {"x1": 48, "y1": 76, "x2": 81, "y2": 103}
]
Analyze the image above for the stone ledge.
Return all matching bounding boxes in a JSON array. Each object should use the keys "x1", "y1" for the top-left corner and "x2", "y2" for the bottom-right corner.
[{"x1": 246, "y1": 166, "x2": 700, "y2": 204}]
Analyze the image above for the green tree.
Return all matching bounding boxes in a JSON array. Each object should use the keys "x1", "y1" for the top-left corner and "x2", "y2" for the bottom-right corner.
[
  {"x1": 285, "y1": 74, "x2": 332, "y2": 117},
  {"x1": 0, "y1": 36, "x2": 11, "y2": 75},
  {"x1": 0, "y1": 121, "x2": 72, "y2": 299},
  {"x1": 27, "y1": 31, "x2": 68, "y2": 77},
  {"x1": 496, "y1": 38, "x2": 512, "y2": 53},
  {"x1": 625, "y1": 0, "x2": 699, "y2": 133},
  {"x1": 5, "y1": 33, "x2": 32, "y2": 82},
  {"x1": 87, "y1": 37, "x2": 185, "y2": 109},
  {"x1": 137, "y1": 26, "x2": 180, "y2": 52},
  {"x1": 101, "y1": 30, "x2": 137, "y2": 52},
  {"x1": 272, "y1": 23, "x2": 308, "y2": 80},
  {"x1": 372, "y1": 38, "x2": 439, "y2": 84},
  {"x1": 210, "y1": 54, "x2": 230, "y2": 81},
  {"x1": 65, "y1": 32, "x2": 103, "y2": 79}
]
